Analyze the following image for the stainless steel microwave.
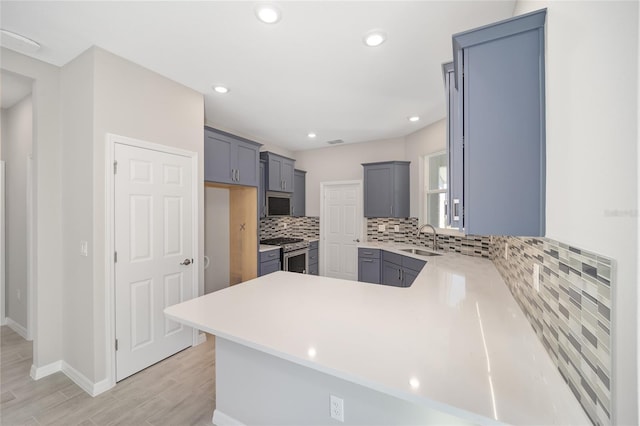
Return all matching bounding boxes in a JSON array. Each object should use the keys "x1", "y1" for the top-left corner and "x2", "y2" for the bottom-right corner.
[{"x1": 266, "y1": 191, "x2": 292, "y2": 216}]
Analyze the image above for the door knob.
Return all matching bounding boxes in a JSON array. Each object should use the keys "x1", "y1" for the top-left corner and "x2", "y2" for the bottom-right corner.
[
  {"x1": 353, "y1": 239, "x2": 360, "y2": 242},
  {"x1": 180, "y1": 258, "x2": 192, "y2": 266}
]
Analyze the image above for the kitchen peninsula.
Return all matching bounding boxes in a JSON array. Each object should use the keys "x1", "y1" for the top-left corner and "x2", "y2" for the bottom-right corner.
[{"x1": 164, "y1": 249, "x2": 589, "y2": 425}]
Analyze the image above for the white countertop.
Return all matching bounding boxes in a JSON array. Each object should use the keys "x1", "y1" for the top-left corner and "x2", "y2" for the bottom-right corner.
[
  {"x1": 165, "y1": 244, "x2": 589, "y2": 425},
  {"x1": 259, "y1": 244, "x2": 280, "y2": 252}
]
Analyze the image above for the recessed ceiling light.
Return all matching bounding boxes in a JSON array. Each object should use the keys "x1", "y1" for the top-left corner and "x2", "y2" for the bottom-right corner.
[
  {"x1": 364, "y1": 30, "x2": 387, "y2": 47},
  {"x1": 256, "y1": 4, "x2": 281, "y2": 24},
  {"x1": 213, "y1": 86, "x2": 229, "y2": 94},
  {"x1": 408, "y1": 116, "x2": 420, "y2": 122},
  {"x1": 307, "y1": 132, "x2": 316, "y2": 139},
  {"x1": 0, "y1": 29, "x2": 41, "y2": 53}
]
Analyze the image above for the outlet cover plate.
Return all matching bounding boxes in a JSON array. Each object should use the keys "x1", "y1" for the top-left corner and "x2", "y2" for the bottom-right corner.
[{"x1": 330, "y1": 395, "x2": 344, "y2": 422}]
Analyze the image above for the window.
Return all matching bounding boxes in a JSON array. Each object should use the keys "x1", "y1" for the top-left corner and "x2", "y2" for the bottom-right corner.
[{"x1": 423, "y1": 152, "x2": 447, "y2": 228}]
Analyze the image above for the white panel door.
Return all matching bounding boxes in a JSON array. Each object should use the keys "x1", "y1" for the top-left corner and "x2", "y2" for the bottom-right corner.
[
  {"x1": 323, "y1": 182, "x2": 361, "y2": 280},
  {"x1": 115, "y1": 143, "x2": 194, "y2": 381}
]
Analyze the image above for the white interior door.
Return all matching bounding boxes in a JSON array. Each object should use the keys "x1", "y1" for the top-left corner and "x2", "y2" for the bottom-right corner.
[
  {"x1": 322, "y1": 182, "x2": 362, "y2": 280},
  {"x1": 114, "y1": 143, "x2": 194, "y2": 381}
]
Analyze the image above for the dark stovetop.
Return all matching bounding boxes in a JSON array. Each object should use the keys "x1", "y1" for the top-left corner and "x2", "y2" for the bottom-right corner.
[{"x1": 260, "y1": 237, "x2": 304, "y2": 245}]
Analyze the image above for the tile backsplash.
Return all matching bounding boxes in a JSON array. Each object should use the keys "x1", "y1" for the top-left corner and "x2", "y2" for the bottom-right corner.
[
  {"x1": 365, "y1": 217, "x2": 491, "y2": 258},
  {"x1": 259, "y1": 216, "x2": 320, "y2": 240},
  {"x1": 490, "y1": 237, "x2": 613, "y2": 426}
]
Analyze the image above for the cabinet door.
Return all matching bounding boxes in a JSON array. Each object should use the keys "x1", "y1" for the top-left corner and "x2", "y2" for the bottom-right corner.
[
  {"x1": 293, "y1": 170, "x2": 306, "y2": 217},
  {"x1": 204, "y1": 130, "x2": 234, "y2": 184},
  {"x1": 308, "y1": 263, "x2": 319, "y2": 276},
  {"x1": 382, "y1": 261, "x2": 403, "y2": 287},
  {"x1": 281, "y1": 159, "x2": 295, "y2": 193},
  {"x1": 308, "y1": 248, "x2": 318, "y2": 266},
  {"x1": 363, "y1": 164, "x2": 392, "y2": 217},
  {"x1": 259, "y1": 161, "x2": 266, "y2": 218},
  {"x1": 259, "y1": 259, "x2": 281, "y2": 276},
  {"x1": 236, "y1": 141, "x2": 259, "y2": 187},
  {"x1": 358, "y1": 257, "x2": 380, "y2": 284},
  {"x1": 267, "y1": 157, "x2": 283, "y2": 191}
]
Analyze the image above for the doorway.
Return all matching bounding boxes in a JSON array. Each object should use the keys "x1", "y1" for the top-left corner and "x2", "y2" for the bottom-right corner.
[
  {"x1": 107, "y1": 134, "x2": 199, "y2": 383},
  {"x1": 320, "y1": 181, "x2": 363, "y2": 281}
]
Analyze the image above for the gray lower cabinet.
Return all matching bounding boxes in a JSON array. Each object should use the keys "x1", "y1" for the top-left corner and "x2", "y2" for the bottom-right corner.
[
  {"x1": 204, "y1": 127, "x2": 261, "y2": 187},
  {"x1": 293, "y1": 169, "x2": 306, "y2": 217},
  {"x1": 362, "y1": 161, "x2": 410, "y2": 218},
  {"x1": 448, "y1": 9, "x2": 546, "y2": 236},
  {"x1": 259, "y1": 249, "x2": 281, "y2": 276},
  {"x1": 308, "y1": 241, "x2": 319, "y2": 275},
  {"x1": 260, "y1": 151, "x2": 295, "y2": 193},
  {"x1": 358, "y1": 248, "x2": 381, "y2": 284},
  {"x1": 381, "y1": 251, "x2": 426, "y2": 287}
]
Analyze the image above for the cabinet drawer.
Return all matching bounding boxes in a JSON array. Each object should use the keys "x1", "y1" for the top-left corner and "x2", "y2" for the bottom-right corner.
[
  {"x1": 358, "y1": 257, "x2": 381, "y2": 284},
  {"x1": 259, "y1": 258, "x2": 280, "y2": 276},
  {"x1": 382, "y1": 251, "x2": 402, "y2": 266},
  {"x1": 308, "y1": 263, "x2": 319, "y2": 276},
  {"x1": 309, "y1": 240, "x2": 319, "y2": 250},
  {"x1": 358, "y1": 248, "x2": 380, "y2": 259},
  {"x1": 402, "y1": 256, "x2": 426, "y2": 273},
  {"x1": 260, "y1": 249, "x2": 280, "y2": 263},
  {"x1": 308, "y1": 248, "x2": 319, "y2": 265}
]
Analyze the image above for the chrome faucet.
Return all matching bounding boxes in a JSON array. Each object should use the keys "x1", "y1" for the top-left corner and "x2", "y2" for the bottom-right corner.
[{"x1": 416, "y1": 224, "x2": 438, "y2": 251}]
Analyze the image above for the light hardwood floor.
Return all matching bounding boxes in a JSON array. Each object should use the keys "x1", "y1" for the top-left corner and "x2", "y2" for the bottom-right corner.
[{"x1": 1, "y1": 326, "x2": 216, "y2": 426}]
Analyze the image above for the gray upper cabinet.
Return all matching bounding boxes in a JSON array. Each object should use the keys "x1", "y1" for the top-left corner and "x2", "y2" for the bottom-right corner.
[
  {"x1": 449, "y1": 9, "x2": 546, "y2": 236},
  {"x1": 259, "y1": 159, "x2": 266, "y2": 218},
  {"x1": 204, "y1": 127, "x2": 261, "y2": 187},
  {"x1": 260, "y1": 152, "x2": 295, "y2": 193},
  {"x1": 362, "y1": 161, "x2": 410, "y2": 218},
  {"x1": 293, "y1": 169, "x2": 306, "y2": 217}
]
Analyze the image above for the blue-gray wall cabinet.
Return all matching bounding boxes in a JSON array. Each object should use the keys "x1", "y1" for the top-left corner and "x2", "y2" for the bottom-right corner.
[
  {"x1": 260, "y1": 152, "x2": 295, "y2": 193},
  {"x1": 293, "y1": 169, "x2": 306, "y2": 217},
  {"x1": 358, "y1": 248, "x2": 381, "y2": 284},
  {"x1": 449, "y1": 9, "x2": 546, "y2": 236},
  {"x1": 204, "y1": 127, "x2": 261, "y2": 187},
  {"x1": 259, "y1": 160, "x2": 266, "y2": 218},
  {"x1": 362, "y1": 161, "x2": 410, "y2": 218}
]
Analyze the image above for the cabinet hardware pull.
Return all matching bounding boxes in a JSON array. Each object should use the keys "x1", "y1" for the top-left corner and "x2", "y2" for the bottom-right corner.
[
  {"x1": 236, "y1": 169, "x2": 240, "y2": 181},
  {"x1": 398, "y1": 268, "x2": 401, "y2": 280},
  {"x1": 390, "y1": 205, "x2": 393, "y2": 215},
  {"x1": 453, "y1": 199, "x2": 460, "y2": 221},
  {"x1": 363, "y1": 259, "x2": 373, "y2": 263},
  {"x1": 363, "y1": 251, "x2": 372, "y2": 254}
]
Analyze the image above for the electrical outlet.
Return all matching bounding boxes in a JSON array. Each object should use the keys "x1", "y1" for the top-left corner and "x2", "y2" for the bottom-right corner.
[
  {"x1": 283, "y1": 223, "x2": 288, "y2": 229},
  {"x1": 393, "y1": 225, "x2": 400, "y2": 232},
  {"x1": 504, "y1": 243, "x2": 509, "y2": 260},
  {"x1": 378, "y1": 224, "x2": 385, "y2": 232},
  {"x1": 330, "y1": 395, "x2": 344, "y2": 422},
  {"x1": 533, "y1": 264, "x2": 540, "y2": 292}
]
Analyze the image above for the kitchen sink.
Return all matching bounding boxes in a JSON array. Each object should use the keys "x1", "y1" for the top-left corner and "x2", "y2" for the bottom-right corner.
[{"x1": 399, "y1": 248, "x2": 442, "y2": 257}]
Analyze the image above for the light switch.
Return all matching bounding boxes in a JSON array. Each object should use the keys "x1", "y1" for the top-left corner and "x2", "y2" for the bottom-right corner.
[
  {"x1": 80, "y1": 240, "x2": 88, "y2": 257},
  {"x1": 378, "y1": 224, "x2": 385, "y2": 232}
]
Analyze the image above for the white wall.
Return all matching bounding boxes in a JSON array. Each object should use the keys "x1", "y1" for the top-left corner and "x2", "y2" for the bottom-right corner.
[
  {"x1": 91, "y1": 47, "x2": 204, "y2": 383},
  {"x1": 513, "y1": 2, "x2": 639, "y2": 424},
  {"x1": 205, "y1": 187, "x2": 230, "y2": 293},
  {"x1": 1, "y1": 48, "x2": 63, "y2": 371},
  {"x1": 405, "y1": 119, "x2": 447, "y2": 218},
  {"x1": 294, "y1": 137, "x2": 406, "y2": 216},
  {"x1": 0, "y1": 95, "x2": 32, "y2": 330},
  {"x1": 60, "y1": 48, "x2": 95, "y2": 380}
]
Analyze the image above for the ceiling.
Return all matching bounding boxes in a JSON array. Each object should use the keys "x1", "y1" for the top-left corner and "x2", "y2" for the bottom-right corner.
[{"x1": 0, "y1": 1, "x2": 516, "y2": 151}]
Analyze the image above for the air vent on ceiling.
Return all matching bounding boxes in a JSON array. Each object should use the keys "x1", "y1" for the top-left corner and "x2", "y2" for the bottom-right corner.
[{"x1": 326, "y1": 139, "x2": 344, "y2": 145}]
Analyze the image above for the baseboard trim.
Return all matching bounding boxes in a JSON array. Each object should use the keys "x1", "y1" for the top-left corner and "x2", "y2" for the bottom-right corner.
[
  {"x1": 61, "y1": 361, "x2": 113, "y2": 397},
  {"x1": 30, "y1": 360, "x2": 62, "y2": 380},
  {"x1": 6, "y1": 317, "x2": 29, "y2": 340},
  {"x1": 212, "y1": 410, "x2": 245, "y2": 426}
]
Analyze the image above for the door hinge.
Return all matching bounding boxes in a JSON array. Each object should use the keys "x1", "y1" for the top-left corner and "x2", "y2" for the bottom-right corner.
[
  {"x1": 114, "y1": 251, "x2": 117, "y2": 262},
  {"x1": 113, "y1": 160, "x2": 118, "y2": 174},
  {"x1": 115, "y1": 339, "x2": 118, "y2": 351}
]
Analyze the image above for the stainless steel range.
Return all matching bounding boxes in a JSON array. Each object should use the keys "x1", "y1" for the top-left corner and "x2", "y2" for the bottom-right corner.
[{"x1": 260, "y1": 237, "x2": 309, "y2": 274}]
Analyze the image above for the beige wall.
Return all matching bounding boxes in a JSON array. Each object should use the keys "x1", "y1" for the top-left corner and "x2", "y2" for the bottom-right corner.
[
  {"x1": 1, "y1": 95, "x2": 32, "y2": 330},
  {"x1": 514, "y1": 1, "x2": 639, "y2": 424},
  {"x1": 294, "y1": 137, "x2": 406, "y2": 216},
  {"x1": 1, "y1": 48, "x2": 63, "y2": 370}
]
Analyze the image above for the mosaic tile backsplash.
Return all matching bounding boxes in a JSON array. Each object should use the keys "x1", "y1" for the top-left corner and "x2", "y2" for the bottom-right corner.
[
  {"x1": 490, "y1": 237, "x2": 613, "y2": 426},
  {"x1": 365, "y1": 217, "x2": 491, "y2": 258},
  {"x1": 259, "y1": 216, "x2": 320, "y2": 240}
]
